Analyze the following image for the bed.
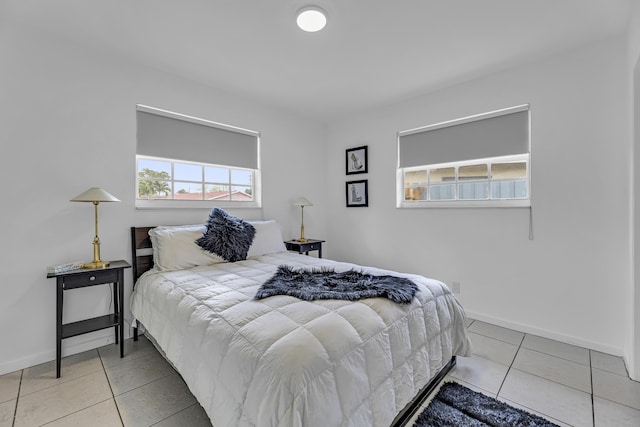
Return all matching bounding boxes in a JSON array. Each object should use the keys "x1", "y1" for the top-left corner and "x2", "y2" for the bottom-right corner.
[{"x1": 129, "y1": 216, "x2": 471, "y2": 427}]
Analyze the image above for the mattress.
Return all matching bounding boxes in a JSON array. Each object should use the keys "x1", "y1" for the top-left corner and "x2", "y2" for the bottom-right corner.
[{"x1": 130, "y1": 252, "x2": 471, "y2": 427}]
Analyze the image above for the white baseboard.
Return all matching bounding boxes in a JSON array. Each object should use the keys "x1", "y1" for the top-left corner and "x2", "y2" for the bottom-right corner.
[
  {"x1": 0, "y1": 329, "x2": 132, "y2": 376},
  {"x1": 465, "y1": 310, "x2": 624, "y2": 357}
]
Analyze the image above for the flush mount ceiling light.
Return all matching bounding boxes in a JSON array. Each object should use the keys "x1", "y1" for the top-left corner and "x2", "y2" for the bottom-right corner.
[{"x1": 296, "y1": 6, "x2": 327, "y2": 32}]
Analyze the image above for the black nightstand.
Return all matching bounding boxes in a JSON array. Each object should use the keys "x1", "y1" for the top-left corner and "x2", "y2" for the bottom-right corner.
[
  {"x1": 284, "y1": 239, "x2": 325, "y2": 258},
  {"x1": 47, "y1": 260, "x2": 130, "y2": 378}
]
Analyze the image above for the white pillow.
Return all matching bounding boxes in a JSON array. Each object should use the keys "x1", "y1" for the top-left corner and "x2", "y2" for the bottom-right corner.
[
  {"x1": 247, "y1": 220, "x2": 287, "y2": 258},
  {"x1": 149, "y1": 224, "x2": 224, "y2": 271}
]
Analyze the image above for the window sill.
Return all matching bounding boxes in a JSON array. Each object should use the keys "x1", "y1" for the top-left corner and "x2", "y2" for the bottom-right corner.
[
  {"x1": 398, "y1": 199, "x2": 530, "y2": 209},
  {"x1": 135, "y1": 200, "x2": 261, "y2": 209}
]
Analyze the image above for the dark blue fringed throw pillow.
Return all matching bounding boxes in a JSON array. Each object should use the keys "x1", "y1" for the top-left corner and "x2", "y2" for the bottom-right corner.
[{"x1": 196, "y1": 208, "x2": 256, "y2": 262}]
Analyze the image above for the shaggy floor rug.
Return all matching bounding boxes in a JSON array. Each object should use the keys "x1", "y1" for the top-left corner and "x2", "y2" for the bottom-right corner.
[{"x1": 413, "y1": 382, "x2": 559, "y2": 427}]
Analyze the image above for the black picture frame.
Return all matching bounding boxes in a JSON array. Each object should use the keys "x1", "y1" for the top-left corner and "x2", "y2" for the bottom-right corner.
[
  {"x1": 346, "y1": 145, "x2": 368, "y2": 175},
  {"x1": 346, "y1": 180, "x2": 368, "y2": 207}
]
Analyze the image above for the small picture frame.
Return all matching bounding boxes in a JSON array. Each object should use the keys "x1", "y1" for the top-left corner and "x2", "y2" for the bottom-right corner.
[
  {"x1": 346, "y1": 180, "x2": 368, "y2": 207},
  {"x1": 346, "y1": 145, "x2": 368, "y2": 175}
]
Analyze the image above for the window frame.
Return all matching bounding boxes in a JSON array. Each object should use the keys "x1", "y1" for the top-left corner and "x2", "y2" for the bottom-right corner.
[
  {"x1": 135, "y1": 105, "x2": 261, "y2": 209},
  {"x1": 396, "y1": 105, "x2": 531, "y2": 209},
  {"x1": 398, "y1": 154, "x2": 530, "y2": 208},
  {"x1": 136, "y1": 155, "x2": 262, "y2": 209}
]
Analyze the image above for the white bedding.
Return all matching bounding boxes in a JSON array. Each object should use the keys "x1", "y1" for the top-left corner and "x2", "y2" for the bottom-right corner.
[{"x1": 130, "y1": 252, "x2": 471, "y2": 427}]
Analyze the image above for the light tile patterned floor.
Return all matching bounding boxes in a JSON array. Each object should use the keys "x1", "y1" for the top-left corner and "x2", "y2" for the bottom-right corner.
[
  {"x1": 0, "y1": 320, "x2": 638, "y2": 426},
  {"x1": 437, "y1": 319, "x2": 640, "y2": 427}
]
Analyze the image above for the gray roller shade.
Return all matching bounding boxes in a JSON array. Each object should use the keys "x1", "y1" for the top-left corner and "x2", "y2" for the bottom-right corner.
[
  {"x1": 399, "y1": 108, "x2": 529, "y2": 168},
  {"x1": 137, "y1": 108, "x2": 259, "y2": 169}
]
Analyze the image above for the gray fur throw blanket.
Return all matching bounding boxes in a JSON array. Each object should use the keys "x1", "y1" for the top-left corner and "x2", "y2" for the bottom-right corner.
[{"x1": 255, "y1": 265, "x2": 418, "y2": 304}]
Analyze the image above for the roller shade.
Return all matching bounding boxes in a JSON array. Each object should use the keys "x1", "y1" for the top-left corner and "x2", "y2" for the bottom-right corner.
[
  {"x1": 136, "y1": 106, "x2": 259, "y2": 170},
  {"x1": 399, "y1": 108, "x2": 529, "y2": 168}
]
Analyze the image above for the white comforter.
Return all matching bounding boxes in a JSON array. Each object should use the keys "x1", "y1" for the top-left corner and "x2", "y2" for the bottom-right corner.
[{"x1": 130, "y1": 252, "x2": 471, "y2": 427}]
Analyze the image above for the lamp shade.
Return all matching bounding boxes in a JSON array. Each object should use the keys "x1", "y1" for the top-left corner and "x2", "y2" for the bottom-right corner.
[
  {"x1": 293, "y1": 197, "x2": 313, "y2": 207},
  {"x1": 70, "y1": 188, "x2": 120, "y2": 203}
]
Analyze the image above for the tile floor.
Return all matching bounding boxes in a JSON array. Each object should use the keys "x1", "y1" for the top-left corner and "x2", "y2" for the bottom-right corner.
[
  {"x1": 0, "y1": 319, "x2": 638, "y2": 426},
  {"x1": 435, "y1": 319, "x2": 640, "y2": 427}
]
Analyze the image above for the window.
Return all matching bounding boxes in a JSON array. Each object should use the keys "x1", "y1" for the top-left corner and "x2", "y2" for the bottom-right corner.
[
  {"x1": 402, "y1": 155, "x2": 528, "y2": 203},
  {"x1": 137, "y1": 156, "x2": 255, "y2": 202},
  {"x1": 397, "y1": 105, "x2": 530, "y2": 208},
  {"x1": 136, "y1": 105, "x2": 260, "y2": 208}
]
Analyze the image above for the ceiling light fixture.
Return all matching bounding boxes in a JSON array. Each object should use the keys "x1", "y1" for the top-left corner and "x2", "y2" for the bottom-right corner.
[{"x1": 296, "y1": 6, "x2": 327, "y2": 32}]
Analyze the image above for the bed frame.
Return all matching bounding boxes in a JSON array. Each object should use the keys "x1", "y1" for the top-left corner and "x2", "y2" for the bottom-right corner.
[
  {"x1": 129, "y1": 226, "x2": 456, "y2": 426},
  {"x1": 130, "y1": 226, "x2": 155, "y2": 342}
]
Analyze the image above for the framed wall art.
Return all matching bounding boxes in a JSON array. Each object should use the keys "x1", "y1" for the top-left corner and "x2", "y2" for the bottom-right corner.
[
  {"x1": 346, "y1": 180, "x2": 368, "y2": 207},
  {"x1": 345, "y1": 145, "x2": 368, "y2": 175}
]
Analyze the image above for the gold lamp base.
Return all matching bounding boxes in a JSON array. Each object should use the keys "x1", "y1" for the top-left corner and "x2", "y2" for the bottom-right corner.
[
  {"x1": 83, "y1": 260, "x2": 110, "y2": 269},
  {"x1": 295, "y1": 238, "x2": 308, "y2": 243},
  {"x1": 84, "y1": 236, "x2": 109, "y2": 269}
]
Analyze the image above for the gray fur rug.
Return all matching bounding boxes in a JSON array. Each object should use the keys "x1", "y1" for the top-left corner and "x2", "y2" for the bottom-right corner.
[
  {"x1": 255, "y1": 265, "x2": 418, "y2": 304},
  {"x1": 414, "y1": 382, "x2": 559, "y2": 426}
]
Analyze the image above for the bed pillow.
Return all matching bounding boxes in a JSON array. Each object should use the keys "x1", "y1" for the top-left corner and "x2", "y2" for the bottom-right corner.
[
  {"x1": 196, "y1": 208, "x2": 256, "y2": 262},
  {"x1": 247, "y1": 220, "x2": 287, "y2": 258},
  {"x1": 149, "y1": 224, "x2": 225, "y2": 271}
]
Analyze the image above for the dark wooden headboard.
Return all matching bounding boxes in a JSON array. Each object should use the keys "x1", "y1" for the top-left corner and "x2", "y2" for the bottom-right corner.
[{"x1": 130, "y1": 226, "x2": 155, "y2": 281}]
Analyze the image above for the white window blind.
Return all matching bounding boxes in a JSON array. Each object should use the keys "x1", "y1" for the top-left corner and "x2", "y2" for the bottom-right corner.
[
  {"x1": 136, "y1": 105, "x2": 259, "y2": 170},
  {"x1": 398, "y1": 105, "x2": 529, "y2": 168}
]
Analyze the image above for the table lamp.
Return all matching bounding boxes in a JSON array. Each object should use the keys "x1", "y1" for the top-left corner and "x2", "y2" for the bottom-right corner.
[
  {"x1": 293, "y1": 197, "x2": 313, "y2": 242},
  {"x1": 70, "y1": 187, "x2": 120, "y2": 268}
]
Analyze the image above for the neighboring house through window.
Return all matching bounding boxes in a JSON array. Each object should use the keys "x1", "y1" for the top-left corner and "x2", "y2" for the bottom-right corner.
[
  {"x1": 397, "y1": 105, "x2": 530, "y2": 208},
  {"x1": 136, "y1": 105, "x2": 261, "y2": 209}
]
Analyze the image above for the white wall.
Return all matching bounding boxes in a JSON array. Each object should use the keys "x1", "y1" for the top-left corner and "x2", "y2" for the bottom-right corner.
[
  {"x1": 1, "y1": 12, "x2": 635, "y2": 380},
  {"x1": 0, "y1": 21, "x2": 327, "y2": 374},
  {"x1": 326, "y1": 37, "x2": 631, "y2": 358},
  {"x1": 628, "y1": 0, "x2": 640, "y2": 380}
]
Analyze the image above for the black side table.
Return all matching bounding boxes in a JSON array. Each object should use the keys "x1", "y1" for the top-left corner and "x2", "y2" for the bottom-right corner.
[
  {"x1": 284, "y1": 239, "x2": 325, "y2": 258},
  {"x1": 47, "y1": 260, "x2": 130, "y2": 377}
]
